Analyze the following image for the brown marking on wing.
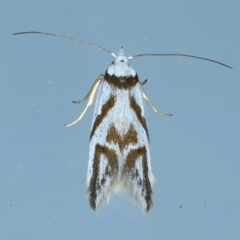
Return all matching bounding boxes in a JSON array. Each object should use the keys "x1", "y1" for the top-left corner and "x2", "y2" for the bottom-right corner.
[
  {"x1": 129, "y1": 96, "x2": 149, "y2": 140},
  {"x1": 105, "y1": 72, "x2": 139, "y2": 89},
  {"x1": 106, "y1": 124, "x2": 138, "y2": 151},
  {"x1": 88, "y1": 144, "x2": 118, "y2": 211},
  {"x1": 124, "y1": 146, "x2": 153, "y2": 212},
  {"x1": 90, "y1": 95, "x2": 115, "y2": 140}
]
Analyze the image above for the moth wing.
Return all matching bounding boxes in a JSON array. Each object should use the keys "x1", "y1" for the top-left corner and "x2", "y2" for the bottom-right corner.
[
  {"x1": 86, "y1": 81, "x2": 119, "y2": 211},
  {"x1": 86, "y1": 80, "x2": 155, "y2": 212},
  {"x1": 121, "y1": 85, "x2": 155, "y2": 212}
]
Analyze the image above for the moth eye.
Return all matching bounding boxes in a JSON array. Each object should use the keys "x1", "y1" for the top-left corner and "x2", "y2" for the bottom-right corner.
[{"x1": 112, "y1": 61, "x2": 115, "y2": 64}]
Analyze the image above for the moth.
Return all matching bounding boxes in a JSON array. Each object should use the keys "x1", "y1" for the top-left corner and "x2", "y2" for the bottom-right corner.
[{"x1": 13, "y1": 31, "x2": 231, "y2": 212}]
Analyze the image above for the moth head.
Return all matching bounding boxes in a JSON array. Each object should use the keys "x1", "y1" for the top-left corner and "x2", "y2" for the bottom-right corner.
[
  {"x1": 112, "y1": 47, "x2": 129, "y2": 65},
  {"x1": 107, "y1": 47, "x2": 136, "y2": 77}
]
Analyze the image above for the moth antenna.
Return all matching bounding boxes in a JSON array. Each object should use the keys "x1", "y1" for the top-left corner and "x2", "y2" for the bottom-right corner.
[
  {"x1": 13, "y1": 31, "x2": 116, "y2": 58},
  {"x1": 128, "y1": 53, "x2": 232, "y2": 69}
]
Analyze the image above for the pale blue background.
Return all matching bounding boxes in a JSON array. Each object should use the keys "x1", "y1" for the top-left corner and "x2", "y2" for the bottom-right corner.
[{"x1": 1, "y1": 1, "x2": 239, "y2": 239}]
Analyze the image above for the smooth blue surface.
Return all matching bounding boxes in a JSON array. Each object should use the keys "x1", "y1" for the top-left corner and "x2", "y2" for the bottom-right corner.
[{"x1": 1, "y1": 1, "x2": 239, "y2": 239}]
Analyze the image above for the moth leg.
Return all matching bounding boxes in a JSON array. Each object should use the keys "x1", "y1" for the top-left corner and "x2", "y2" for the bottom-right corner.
[
  {"x1": 140, "y1": 79, "x2": 148, "y2": 85},
  {"x1": 140, "y1": 83, "x2": 172, "y2": 117},
  {"x1": 64, "y1": 74, "x2": 104, "y2": 127}
]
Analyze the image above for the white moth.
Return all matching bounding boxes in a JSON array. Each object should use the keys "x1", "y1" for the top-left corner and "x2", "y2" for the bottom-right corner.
[{"x1": 13, "y1": 31, "x2": 231, "y2": 212}]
